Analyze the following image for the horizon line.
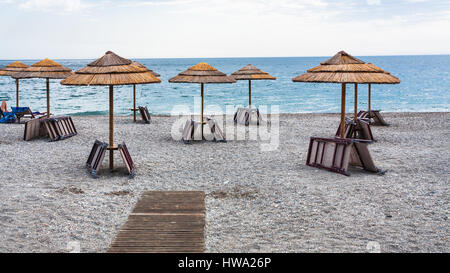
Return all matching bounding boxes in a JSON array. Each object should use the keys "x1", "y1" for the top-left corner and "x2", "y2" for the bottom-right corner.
[{"x1": 1, "y1": 53, "x2": 449, "y2": 61}]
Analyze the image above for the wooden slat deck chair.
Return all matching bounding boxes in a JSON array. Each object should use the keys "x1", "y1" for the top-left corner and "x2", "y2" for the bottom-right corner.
[
  {"x1": 24, "y1": 116, "x2": 77, "y2": 141},
  {"x1": 181, "y1": 118, "x2": 226, "y2": 144},
  {"x1": 233, "y1": 107, "x2": 264, "y2": 126},
  {"x1": 86, "y1": 140, "x2": 108, "y2": 178},
  {"x1": 86, "y1": 140, "x2": 135, "y2": 178},
  {"x1": 138, "y1": 106, "x2": 151, "y2": 124},
  {"x1": 358, "y1": 110, "x2": 389, "y2": 126},
  {"x1": 335, "y1": 117, "x2": 375, "y2": 141},
  {"x1": 306, "y1": 137, "x2": 385, "y2": 176},
  {"x1": 23, "y1": 117, "x2": 47, "y2": 141},
  {"x1": 108, "y1": 191, "x2": 206, "y2": 253}
]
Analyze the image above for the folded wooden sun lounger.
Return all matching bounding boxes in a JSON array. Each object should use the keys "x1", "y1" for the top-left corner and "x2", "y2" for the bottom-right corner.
[
  {"x1": 138, "y1": 106, "x2": 151, "y2": 124},
  {"x1": 335, "y1": 117, "x2": 375, "y2": 141},
  {"x1": 24, "y1": 116, "x2": 77, "y2": 141},
  {"x1": 86, "y1": 140, "x2": 135, "y2": 178},
  {"x1": 358, "y1": 110, "x2": 389, "y2": 126},
  {"x1": 108, "y1": 191, "x2": 206, "y2": 253},
  {"x1": 306, "y1": 137, "x2": 385, "y2": 176},
  {"x1": 234, "y1": 107, "x2": 264, "y2": 126},
  {"x1": 181, "y1": 118, "x2": 226, "y2": 143}
]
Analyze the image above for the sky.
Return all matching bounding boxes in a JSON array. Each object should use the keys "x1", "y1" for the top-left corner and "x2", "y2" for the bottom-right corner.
[{"x1": 0, "y1": 0, "x2": 449, "y2": 59}]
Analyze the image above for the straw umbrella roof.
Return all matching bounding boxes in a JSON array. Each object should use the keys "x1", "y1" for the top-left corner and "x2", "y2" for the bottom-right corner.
[
  {"x1": 231, "y1": 64, "x2": 276, "y2": 80},
  {"x1": 292, "y1": 51, "x2": 400, "y2": 84},
  {"x1": 131, "y1": 61, "x2": 160, "y2": 78},
  {"x1": 169, "y1": 62, "x2": 236, "y2": 84},
  {"x1": 61, "y1": 51, "x2": 161, "y2": 86},
  {"x1": 12, "y1": 58, "x2": 72, "y2": 79},
  {"x1": 0, "y1": 61, "x2": 29, "y2": 76}
]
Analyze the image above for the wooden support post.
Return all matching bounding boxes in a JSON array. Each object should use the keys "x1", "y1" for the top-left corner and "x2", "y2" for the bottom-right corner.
[
  {"x1": 16, "y1": 79, "x2": 19, "y2": 107},
  {"x1": 354, "y1": 83, "x2": 358, "y2": 122},
  {"x1": 249, "y1": 80, "x2": 252, "y2": 108},
  {"x1": 109, "y1": 85, "x2": 114, "y2": 170},
  {"x1": 201, "y1": 83, "x2": 204, "y2": 139},
  {"x1": 368, "y1": 83, "x2": 371, "y2": 115},
  {"x1": 133, "y1": 84, "x2": 136, "y2": 122},
  {"x1": 46, "y1": 78, "x2": 50, "y2": 118},
  {"x1": 340, "y1": 83, "x2": 346, "y2": 139}
]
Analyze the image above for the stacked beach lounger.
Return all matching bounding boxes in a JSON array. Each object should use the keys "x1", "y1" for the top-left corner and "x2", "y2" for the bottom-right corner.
[
  {"x1": 358, "y1": 110, "x2": 389, "y2": 126},
  {"x1": 86, "y1": 140, "x2": 135, "y2": 178},
  {"x1": 138, "y1": 106, "x2": 151, "y2": 124},
  {"x1": 181, "y1": 118, "x2": 226, "y2": 143},
  {"x1": 24, "y1": 116, "x2": 77, "y2": 141},
  {"x1": 335, "y1": 117, "x2": 375, "y2": 141},
  {"x1": 306, "y1": 137, "x2": 384, "y2": 176},
  {"x1": 234, "y1": 107, "x2": 264, "y2": 126}
]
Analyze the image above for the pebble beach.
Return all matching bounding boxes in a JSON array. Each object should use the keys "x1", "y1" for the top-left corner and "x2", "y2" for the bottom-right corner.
[{"x1": 0, "y1": 112, "x2": 448, "y2": 253}]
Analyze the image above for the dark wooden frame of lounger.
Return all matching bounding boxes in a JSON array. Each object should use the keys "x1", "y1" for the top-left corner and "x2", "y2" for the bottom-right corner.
[
  {"x1": 335, "y1": 117, "x2": 375, "y2": 141},
  {"x1": 86, "y1": 140, "x2": 108, "y2": 178},
  {"x1": 42, "y1": 116, "x2": 78, "y2": 141},
  {"x1": 23, "y1": 117, "x2": 47, "y2": 141},
  {"x1": 306, "y1": 137, "x2": 384, "y2": 176},
  {"x1": 118, "y1": 141, "x2": 136, "y2": 177},
  {"x1": 138, "y1": 106, "x2": 151, "y2": 124},
  {"x1": 86, "y1": 140, "x2": 135, "y2": 178},
  {"x1": 233, "y1": 107, "x2": 263, "y2": 126}
]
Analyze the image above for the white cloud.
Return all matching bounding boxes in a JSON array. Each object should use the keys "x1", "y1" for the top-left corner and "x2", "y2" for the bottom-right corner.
[
  {"x1": 366, "y1": 0, "x2": 381, "y2": 5},
  {"x1": 19, "y1": 0, "x2": 95, "y2": 12}
]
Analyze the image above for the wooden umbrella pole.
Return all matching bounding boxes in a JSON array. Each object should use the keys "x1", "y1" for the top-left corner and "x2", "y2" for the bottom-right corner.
[
  {"x1": 46, "y1": 78, "x2": 50, "y2": 117},
  {"x1": 368, "y1": 83, "x2": 371, "y2": 115},
  {"x1": 133, "y1": 84, "x2": 136, "y2": 122},
  {"x1": 109, "y1": 85, "x2": 114, "y2": 170},
  {"x1": 249, "y1": 80, "x2": 252, "y2": 108},
  {"x1": 354, "y1": 83, "x2": 358, "y2": 122},
  {"x1": 340, "y1": 83, "x2": 346, "y2": 138},
  {"x1": 201, "y1": 83, "x2": 204, "y2": 139},
  {"x1": 16, "y1": 79, "x2": 19, "y2": 107}
]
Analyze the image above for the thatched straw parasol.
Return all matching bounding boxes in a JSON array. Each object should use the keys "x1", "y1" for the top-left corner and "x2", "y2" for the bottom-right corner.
[
  {"x1": 169, "y1": 62, "x2": 236, "y2": 139},
  {"x1": 129, "y1": 61, "x2": 160, "y2": 122},
  {"x1": 292, "y1": 51, "x2": 400, "y2": 138},
  {"x1": 61, "y1": 51, "x2": 161, "y2": 170},
  {"x1": 0, "y1": 61, "x2": 29, "y2": 107},
  {"x1": 230, "y1": 64, "x2": 276, "y2": 107},
  {"x1": 12, "y1": 59, "x2": 73, "y2": 117}
]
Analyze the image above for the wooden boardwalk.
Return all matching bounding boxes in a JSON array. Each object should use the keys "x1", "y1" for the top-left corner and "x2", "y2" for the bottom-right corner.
[{"x1": 108, "y1": 191, "x2": 205, "y2": 253}]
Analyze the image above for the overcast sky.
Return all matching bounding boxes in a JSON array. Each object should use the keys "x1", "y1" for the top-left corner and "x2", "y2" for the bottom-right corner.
[{"x1": 0, "y1": 0, "x2": 449, "y2": 59}]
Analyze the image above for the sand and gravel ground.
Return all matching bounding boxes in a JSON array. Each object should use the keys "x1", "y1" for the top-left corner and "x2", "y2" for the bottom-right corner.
[{"x1": 0, "y1": 112, "x2": 448, "y2": 253}]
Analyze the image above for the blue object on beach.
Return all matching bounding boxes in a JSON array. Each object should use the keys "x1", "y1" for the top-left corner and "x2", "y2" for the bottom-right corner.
[{"x1": 0, "y1": 112, "x2": 16, "y2": 123}]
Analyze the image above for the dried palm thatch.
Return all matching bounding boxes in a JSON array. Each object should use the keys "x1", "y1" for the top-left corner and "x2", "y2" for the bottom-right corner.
[
  {"x1": 131, "y1": 61, "x2": 160, "y2": 77},
  {"x1": 0, "y1": 61, "x2": 29, "y2": 107},
  {"x1": 61, "y1": 51, "x2": 160, "y2": 86},
  {"x1": 61, "y1": 51, "x2": 161, "y2": 171},
  {"x1": 169, "y1": 62, "x2": 236, "y2": 83},
  {"x1": 0, "y1": 61, "x2": 29, "y2": 76},
  {"x1": 12, "y1": 59, "x2": 72, "y2": 79},
  {"x1": 230, "y1": 64, "x2": 276, "y2": 107},
  {"x1": 169, "y1": 62, "x2": 235, "y2": 140},
  {"x1": 292, "y1": 50, "x2": 401, "y2": 139},
  {"x1": 292, "y1": 51, "x2": 400, "y2": 84},
  {"x1": 231, "y1": 64, "x2": 276, "y2": 80}
]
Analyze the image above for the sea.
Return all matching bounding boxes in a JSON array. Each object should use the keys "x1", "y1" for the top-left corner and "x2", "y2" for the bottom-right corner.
[{"x1": 0, "y1": 55, "x2": 449, "y2": 116}]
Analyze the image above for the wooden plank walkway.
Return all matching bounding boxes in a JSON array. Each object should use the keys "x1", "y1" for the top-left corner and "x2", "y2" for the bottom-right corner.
[{"x1": 108, "y1": 191, "x2": 205, "y2": 253}]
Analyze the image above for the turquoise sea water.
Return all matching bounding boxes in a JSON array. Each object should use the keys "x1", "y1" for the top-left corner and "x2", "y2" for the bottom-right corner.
[{"x1": 0, "y1": 55, "x2": 449, "y2": 115}]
